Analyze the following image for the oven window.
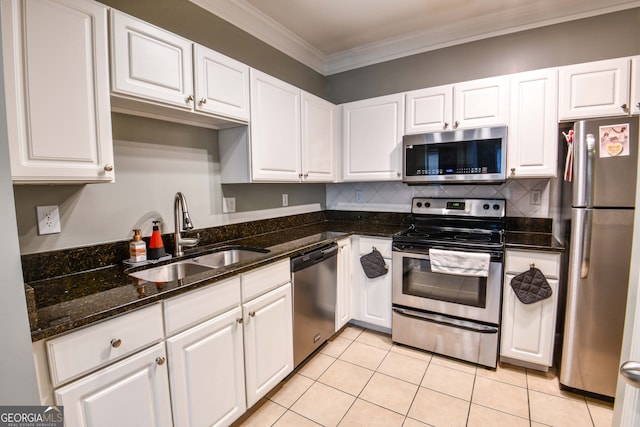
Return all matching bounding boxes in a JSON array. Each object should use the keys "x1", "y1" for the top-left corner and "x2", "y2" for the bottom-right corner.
[{"x1": 402, "y1": 257, "x2": 487, "y2": 308}]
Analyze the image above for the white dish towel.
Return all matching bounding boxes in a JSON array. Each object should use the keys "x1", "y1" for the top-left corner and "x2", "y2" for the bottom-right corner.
[{"x1": 428, "y1": 248, "x2": 490, "y2": 277}]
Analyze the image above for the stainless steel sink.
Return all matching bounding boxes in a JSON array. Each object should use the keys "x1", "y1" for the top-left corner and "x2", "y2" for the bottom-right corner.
[
  {"x1": 129, "y1": 261, "x2": 214, "y2": 283},
  {"x1": 192, "y1": 247, "x2": 269, "y2": 268}
]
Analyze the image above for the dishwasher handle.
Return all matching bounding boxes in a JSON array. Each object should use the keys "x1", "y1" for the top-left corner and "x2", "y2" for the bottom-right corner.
[{"x1": 291, "y1": 243, "x2": 338, "y2": 272}]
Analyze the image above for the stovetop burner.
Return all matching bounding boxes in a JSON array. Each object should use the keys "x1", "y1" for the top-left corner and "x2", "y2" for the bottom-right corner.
[
  {"x1": 453, "y1": 233, "x2": 492, "y2": 242},
  {"x1": 393, "y1": 197, "x2": 506, "y2": 252}
]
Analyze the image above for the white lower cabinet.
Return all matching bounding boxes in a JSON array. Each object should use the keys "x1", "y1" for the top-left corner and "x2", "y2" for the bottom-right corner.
[
  {"x1": 352, "y1": 236, "x2": 392, "y2": 330},
  {"x1": 55, "y1": 343, "x2": 172, "y2": 427},
  {"x1": 500, "y1": 249, "x2": 561, "y2": 370},
  {"x1": 166, "y1": 307, "x2": 246, "y2": 427},
  {"x1": 336, "y1": 237, "x2": 353, "y2": 331},
  {"x1": 243, "y1": 282, "x2": 294, "y2": 408}
]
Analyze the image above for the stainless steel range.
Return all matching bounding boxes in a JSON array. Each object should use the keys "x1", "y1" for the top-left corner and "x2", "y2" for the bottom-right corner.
[{"x1": 392, "y1": 197, "x2": 506, "y2": 368}]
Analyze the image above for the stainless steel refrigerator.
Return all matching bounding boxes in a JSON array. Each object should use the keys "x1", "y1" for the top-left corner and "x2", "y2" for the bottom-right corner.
[{"x1": 560, "y1": 116, "x2": 639, "y2": 398}]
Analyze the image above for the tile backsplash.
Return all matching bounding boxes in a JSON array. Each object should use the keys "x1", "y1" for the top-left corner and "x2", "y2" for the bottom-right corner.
[{"x1": 326, "y1": 179, "x2": 550, "y2": 217}]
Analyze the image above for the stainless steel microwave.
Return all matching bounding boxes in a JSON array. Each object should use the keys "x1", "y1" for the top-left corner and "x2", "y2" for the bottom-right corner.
[{"x1": 402, "y1": 126, "x2": 507, "y2": 184}]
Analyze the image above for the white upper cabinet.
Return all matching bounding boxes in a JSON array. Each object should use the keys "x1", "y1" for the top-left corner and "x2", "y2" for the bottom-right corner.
[
  {"x1": 194, "y1": 44, "x2": 250, "y2": 121},
  {"x1": 405, "y1": 84, "x2": 453, "y2": 133},
  {"x1": 342, "y1": 93, "x2": 405, "y2": 181},
  {"x1": 220, "y1": 70, "x2": 336, "y2": 183},
  {"x1": 558, "y1": 57, "x2": 631, "y2": 120},
  {"x1": 1, "y1": 0, "x2": 114, "y2": 183},
  {"x1": 632, "y1": 56, "x2": 640, "y2": 116},
  {"x1": 111, "y1": 10, "x2": 194, "y2": 109},
  {"x1": 507, "y1": 68, "x2": 558, "y2": 178},
  {"x1": 301, "y1": 91, "x2": 337, "y2": 182},
  {"x1": 453, "y1": 76, "x2": 509, "y2": 129},
  {"x1": 250, "y1": 69, "x2": 302, "y2": 181},
  {"x1": 405, "y1": 76, "x2": 508, "y2": 134},
  {"x1": 110, "y1": 10, "x2": 249, "y2": 126}
]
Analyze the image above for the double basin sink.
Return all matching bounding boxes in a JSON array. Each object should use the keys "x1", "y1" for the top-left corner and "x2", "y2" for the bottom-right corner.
[{"x1": 128, "y1": 246, "x2": 270, "y2": 283}]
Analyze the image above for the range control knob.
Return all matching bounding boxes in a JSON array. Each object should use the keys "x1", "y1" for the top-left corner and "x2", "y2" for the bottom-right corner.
[
  {"x1": 416, "y1": 202, "x2": 423, "y2": 208},
  {"x1": 493, "y1": 204, "x2": 501, "y2": 210},
  {"x1": 483, "y1": 204, "x2": 490, "y2": 210},
  {"x1": 425, "y1": 202, "x2": 431, "y2": 208}
]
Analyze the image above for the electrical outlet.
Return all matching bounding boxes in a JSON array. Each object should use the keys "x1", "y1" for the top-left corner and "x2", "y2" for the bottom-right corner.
[
  {"x1": 282, "y1": 194, "x2": 289, "y2": 207},
  {"x1": 355, "y1": 190, "x2": 364, "y2": 203},
  {"x1": 222, "y1": 197, "x2": 236, "y2": 213},
  {"x1": 530, "y1": 190, "x2": 542, "y2": 205},
  {"x1": 37, "y1": 205, "x2": 61, "y2": 235}
]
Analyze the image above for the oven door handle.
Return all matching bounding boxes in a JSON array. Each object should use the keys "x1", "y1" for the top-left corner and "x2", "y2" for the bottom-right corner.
[{"x1": 393, "y1": 307, "x2": 498, "y2": 334}]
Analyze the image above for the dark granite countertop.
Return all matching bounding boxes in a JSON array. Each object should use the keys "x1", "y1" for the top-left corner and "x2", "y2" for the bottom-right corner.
[
  {"x1": 504, "y1": 231, "x2": 565, "y2": 252},
  {"x1": 26, "y1": 220, "x2": 405, "y2": 342},
  {"x1": 503, "y1": 217, "x2": 564, "y2": 252}
]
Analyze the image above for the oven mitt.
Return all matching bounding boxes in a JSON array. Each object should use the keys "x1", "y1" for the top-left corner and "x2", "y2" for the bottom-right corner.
[
  {"x1": 510, "y1": 267, "x2": 552, "y2": 304},
  {"x1": 360, "y1": 248, "x2": 388, "y2": 279}
]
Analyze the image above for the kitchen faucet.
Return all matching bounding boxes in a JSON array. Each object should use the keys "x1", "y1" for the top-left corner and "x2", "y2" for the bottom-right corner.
[{"x1": 174, "y1": 192, "x2": 199, "y2": 257}]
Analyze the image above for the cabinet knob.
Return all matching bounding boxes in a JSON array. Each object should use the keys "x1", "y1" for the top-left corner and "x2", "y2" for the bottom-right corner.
[
  {"x1": 186, "y1": 95, "x2": 194, "y2": 103},
  {"x1": 443, "y1": 122, "x2": 449, "y2": 129},
  {"x1": 249, "y1": 311, "x2": 256, "y2": 317},
  {"x1": 199, "y1": 98, "x2": 207, "y2": 105},
  {"x1": 636, "y1": 102, "x2": 640, "y2": 109},
  {"x1": 104, "y1": 164, "x2": 113, "y2": 172},
  {"x1": 236, "y1": 317, "x2": 243, "y2": 324},
  {"x1": 510, "y1": 168, "x2": 516, "y2": 174},
  {"x1": 110, "y1": 338, "x2": 122, "y2": 348},
  {"x1": 155, "y1": 356, "x2": 166, "y2": 365},
  {"x1": 397, "y1": 172, "x2": 401, "y2": 177},
  {"x1": 622, "y1": 103, "x2": 628, "y2": 111},
  {"x1": 454, "y1": 120, "x2": 460, "y2": 129},
  {"x1": 303, "y1": 173, "x2": 309, "y2": 178}
]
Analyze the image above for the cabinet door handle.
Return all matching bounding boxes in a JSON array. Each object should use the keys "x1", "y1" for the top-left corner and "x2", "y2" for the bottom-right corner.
[
  {"x1": 622, "y1": 103, "x2": 628, "y2": 112},
  {"x1": 199, "y1": 98, "x2": 207, "y2": 105},
  {"x1": 443, "y1": 122, "x2": 449, "y2": 129},
  {"x1": 104, "y1": 164, "x2": 114, "y2": 172},
  {"x1": 454, "y1": 120, "x2": 460, "y2": 128},
  {"x1": 236, "y1": 317, "x2": 243, "y2": 324},
  {"x1": 155, "y1": 356, "x2": 166, "y2": 365},
  {"x1": 249, "y1": 311, "x2": 256, "y2": 317},
  {"x1": 110, "y1": 338, "x2": 122, "y2": 348},
  {"x1": 186, "y1": 95, "x2": 194, "y2": 103}
]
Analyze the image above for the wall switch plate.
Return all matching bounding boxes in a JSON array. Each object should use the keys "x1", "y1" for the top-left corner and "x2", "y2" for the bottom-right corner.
[
  {"x1": 37, "y1": 205, "x2": 61, "y2": 235},
  {"x1": 222, "y1": 197, "x2": 236, "y2": 213},
  {"x1": 355, "y1": 190, "x2": 364, "y2": 203},
  {"x1": 282, "y1": 194, "x2": 289, "y2": 207},
  {"x1": 530, "y1": 190, "x2": 542, "y2": 205}
]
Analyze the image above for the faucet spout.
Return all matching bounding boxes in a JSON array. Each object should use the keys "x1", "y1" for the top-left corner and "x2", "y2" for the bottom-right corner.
[{"x1": 174, "y1": 192, "x2": 199, "y2": 257}]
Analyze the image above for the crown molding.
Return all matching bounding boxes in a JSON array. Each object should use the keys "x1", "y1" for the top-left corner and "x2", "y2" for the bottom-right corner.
[
  {"x1": 191, "y1": 0, "x2": 640, "y2": 76},
  {"x1": 189, "y1": 0, "x2": 326, "y2": 73}
]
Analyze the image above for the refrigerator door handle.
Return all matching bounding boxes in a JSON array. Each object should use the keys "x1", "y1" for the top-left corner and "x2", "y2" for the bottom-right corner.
[
  {"x1": 580, "y1": 209, "x2": 592, "y2": 279},
  {"x1": 620, "y1": 361, "x2": 640, "y2": 388},
  {"x1": 584, "y1": 134, "x2": 595, "y2": 207}
]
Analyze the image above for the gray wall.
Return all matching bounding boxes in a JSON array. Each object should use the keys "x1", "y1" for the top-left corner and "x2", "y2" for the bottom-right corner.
[
  {"x1": 0, "y1": 8, "x2": 39, "y2": 402},
  {"x1": 326, "y1": 8, "x2": 640, "y2": 103},
  {"x1": 14, "y1": 114, "x2": 326, "y2": 254}
]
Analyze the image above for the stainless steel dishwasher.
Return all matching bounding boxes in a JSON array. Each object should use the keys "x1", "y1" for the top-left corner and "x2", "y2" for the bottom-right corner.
[{"x1": 291, "y1": 243, "x2": 338, "y2": 367}]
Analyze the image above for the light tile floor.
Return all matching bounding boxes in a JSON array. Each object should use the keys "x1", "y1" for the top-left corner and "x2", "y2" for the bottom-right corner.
[{"x1": 233, "y1": 325, "x2": 614, "y2": 427}]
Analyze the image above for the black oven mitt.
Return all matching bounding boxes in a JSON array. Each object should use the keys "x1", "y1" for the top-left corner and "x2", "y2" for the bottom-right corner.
[
  {"x1": 360, "y1": 248, "x2": 388, "y2": 279},
  {"x1": 510, "y1": 267, "x2": 552, "y2": 304}
]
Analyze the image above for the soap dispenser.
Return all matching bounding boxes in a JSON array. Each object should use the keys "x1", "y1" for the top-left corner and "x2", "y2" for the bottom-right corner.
[
  {"x1": 148, "y1": 220, "x2": 166, "y2": 260},
  {"x1": 129, "y1": 229, "x2": 147, "y2": 263}
]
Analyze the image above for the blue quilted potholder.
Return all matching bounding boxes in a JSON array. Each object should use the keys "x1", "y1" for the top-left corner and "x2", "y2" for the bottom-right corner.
[{"x1": 510, "y1": 267, "x2": 552, "y2": 304}]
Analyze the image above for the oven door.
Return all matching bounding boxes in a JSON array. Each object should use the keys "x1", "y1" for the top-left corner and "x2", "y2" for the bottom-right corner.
[{"x1": 392, "y1": 248, "x2": 502, "y2": 324}]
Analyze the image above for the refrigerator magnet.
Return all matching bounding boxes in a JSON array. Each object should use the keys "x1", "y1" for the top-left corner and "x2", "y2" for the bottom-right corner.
[{"x1": 599, "y1": 124, "x2": 630, "y2": 158}]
